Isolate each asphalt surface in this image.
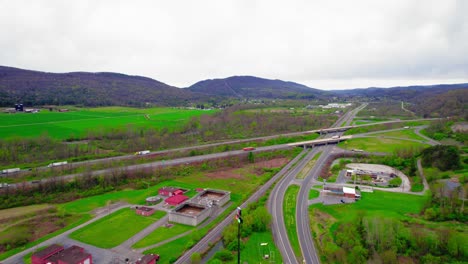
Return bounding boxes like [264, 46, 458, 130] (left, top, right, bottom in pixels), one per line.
[174, 149, 306, 264]
[268, 149, 320, 264]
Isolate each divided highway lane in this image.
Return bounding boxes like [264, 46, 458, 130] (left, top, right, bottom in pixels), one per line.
[296, 146, 334, 264]
[268, 148, 322, 264]
[4, 145, 291, 190]
[174, 149, 307, 264]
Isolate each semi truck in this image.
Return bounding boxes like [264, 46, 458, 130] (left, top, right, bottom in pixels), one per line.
[47, 161, 68, 168]
[135, 150, 151, 155]
[1, 168, 20, 174]
[243, 147, 256, 151]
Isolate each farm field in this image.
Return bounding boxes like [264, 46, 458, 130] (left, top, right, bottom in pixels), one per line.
[69, 208, 166, 248]
[339, 137, 429, 153]
[0, 107, 214, 140]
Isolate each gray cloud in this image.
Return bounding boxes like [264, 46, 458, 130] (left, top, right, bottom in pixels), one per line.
[1, 0, 467, 89]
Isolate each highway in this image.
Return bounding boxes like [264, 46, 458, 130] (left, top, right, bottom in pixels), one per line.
[174, 150, 306, 264]
[268, 149, 321, 264]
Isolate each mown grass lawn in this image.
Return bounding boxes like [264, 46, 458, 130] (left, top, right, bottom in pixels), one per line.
[284, 185, 301, 260]
[370, 129, 427, 141]
[310, 191, 428, 222]
[339, 137, 429, 153]
[132, 223, 194, 249]
[70, 208, 165, 248]
[308, 189, 320, 199]
[240, 232, 282, 264]
[0, 107, 214, 140]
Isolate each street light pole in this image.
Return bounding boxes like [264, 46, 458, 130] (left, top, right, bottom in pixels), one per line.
[236, 207, 243, 264]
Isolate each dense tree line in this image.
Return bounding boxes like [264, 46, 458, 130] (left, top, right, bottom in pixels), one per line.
[0, 105, 336, 167]
[320, 215, 467, 264]
[421, 145, 461, 171]
[0, 153, 254, 209]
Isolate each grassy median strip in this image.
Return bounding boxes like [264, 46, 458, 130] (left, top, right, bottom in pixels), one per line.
[284, 185, 302, 260]
[296, 152, 322, 179]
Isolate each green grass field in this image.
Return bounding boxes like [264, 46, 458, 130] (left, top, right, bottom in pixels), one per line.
[310, 191, 428, 222]
[370, 129, 427, 141]
[132, 223, 194, 249]
[69, 208, 166, 248]
[0, 107, 213, 140]
[308, 189, 320, 199]
[339, 137, 429, 153]
[284, 185, 301, 260]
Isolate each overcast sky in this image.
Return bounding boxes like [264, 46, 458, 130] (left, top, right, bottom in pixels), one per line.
[1, 0, 467, 90]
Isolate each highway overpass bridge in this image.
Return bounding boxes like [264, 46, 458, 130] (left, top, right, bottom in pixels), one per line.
[287, 135, 352, 148]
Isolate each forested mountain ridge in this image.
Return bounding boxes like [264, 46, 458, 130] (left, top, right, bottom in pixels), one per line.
[187, 75, 329, 99]
[1, 65, 467, 116]
[0, 66, 198, 107]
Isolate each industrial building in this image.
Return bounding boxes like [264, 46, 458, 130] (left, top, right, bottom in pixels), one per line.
[135, 254, 160, 264]
[323, 185, 361, 199]
[158, 187, 184, 197]
[169, 203, 211, 226]
[165, 195, 189, 206]
[190, 189, 230, 207]
[32, 244, 92, 264]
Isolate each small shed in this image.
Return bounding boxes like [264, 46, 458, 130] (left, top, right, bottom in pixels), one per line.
[136, 206, 156, 216]
[165, 195, 189, 206]
[343, 187, 356, 198]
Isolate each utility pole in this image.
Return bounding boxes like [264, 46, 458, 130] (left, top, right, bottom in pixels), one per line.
[236, 207, 243, 264]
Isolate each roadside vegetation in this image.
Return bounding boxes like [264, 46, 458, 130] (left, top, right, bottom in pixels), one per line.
[0, 147, 298, 261]
[310, 143, 467, 263]
[356, 101, 415, 119]
[422, 119, 467, 145]
[339, 137, 428, 153]
[283, 185, 302, 261]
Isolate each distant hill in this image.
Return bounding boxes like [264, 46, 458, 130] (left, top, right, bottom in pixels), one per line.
[332, 83, 468, 100]
[187, 76, 328, 99]
[334, 83, 468, 118]
[0, 66, 197, 107]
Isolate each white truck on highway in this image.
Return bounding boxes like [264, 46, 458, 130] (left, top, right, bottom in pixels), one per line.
[135, 150, 151, 155]
[47, 161, 68, 168]
[1, 168, 20, 174]
[331, 135, 340, 139]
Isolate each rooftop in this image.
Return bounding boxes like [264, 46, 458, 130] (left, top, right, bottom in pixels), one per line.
[33, 244, 63, 259]
[46, 245, 90, 263]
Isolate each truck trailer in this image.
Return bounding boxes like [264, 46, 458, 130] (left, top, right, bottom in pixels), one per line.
[135, 150, 151, 155]
[47, 161, 68, 168]
[1, 168, 20, 174]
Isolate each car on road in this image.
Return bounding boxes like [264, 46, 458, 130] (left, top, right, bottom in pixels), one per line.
[243, 147, 255, 151]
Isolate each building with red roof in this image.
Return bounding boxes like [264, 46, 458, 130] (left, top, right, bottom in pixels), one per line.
[158, 187, 180, 197]
[136, 254, 160, 264]
[165, 195, 189, 206]
[32, 244, 92, 264]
